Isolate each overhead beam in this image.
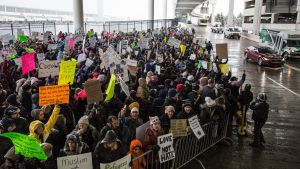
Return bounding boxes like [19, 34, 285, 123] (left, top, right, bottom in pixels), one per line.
[177, 1, 201, 5]
[176, 7, 195, 10]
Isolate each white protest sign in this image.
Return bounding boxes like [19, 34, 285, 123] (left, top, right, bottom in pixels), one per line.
[136, 121, 150, 144]
[77, 53, 87, 63]
[202, 61, 208, 69]
[134, 50, 139, 56]
[125, 59, 137, 67]
[37, 53, 45, 62]
[48, 44, 58, 50]
[57, 152, 93, 169]
[119, 40, 128, 53]
[119, 76, 130, 97]
[189, 54, 196, 60]
[85, 58, 94, 67]
[126, 46, 133, 53]
[100, 154, 131, 169]
[167, 38, 181, 48]
[14, 58, 22, 68]
[141, 38, 149, 49]
[105, 47, 121, 65]
[89, 37, 97, 48]
[188, 115, 205, 140]
[158, 133, 175, 163]
[155, 65, 161, 75]
[38, 60, 59, 78]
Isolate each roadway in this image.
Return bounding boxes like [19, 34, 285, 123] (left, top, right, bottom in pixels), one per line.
[182, 25, 300, 169]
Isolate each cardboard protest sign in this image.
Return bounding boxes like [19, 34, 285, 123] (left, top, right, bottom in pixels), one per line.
[167, 38, 181, 48]
[216, 43, 228, 59]
[57, 152, 93, 169]
[39, 84, 69, 106]
[170, 119, 187, 138]
[126, 59, 137, 67]
[100, 154, 131, 169]
[38, 60, 59, 78]
[188, 115, 205, 140]
[158, 133, 175, 163]
[84, 80, 103, 103]
[0, 132, 48, 160]
[85, 58, 94, 67]
[48, 44, 58, 50]
[136, 121, 150, 144]
[58, 60, 76, 85]
[77, 53, 87, 63]
[119, 76, 130, 97]
[219, 64, 230, 74]
[21, 53, 36, 75]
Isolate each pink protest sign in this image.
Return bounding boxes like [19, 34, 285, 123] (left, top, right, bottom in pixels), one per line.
[70, 37, 74, 49]
[21, 53, 36, 75]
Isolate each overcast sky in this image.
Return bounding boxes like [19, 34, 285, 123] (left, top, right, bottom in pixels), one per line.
[0, 0, 244, 19]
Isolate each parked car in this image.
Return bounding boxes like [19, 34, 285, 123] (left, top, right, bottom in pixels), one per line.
[211, 23, 223, 33]
[244, 46, 285, 66]
[224, 27, 241, 39]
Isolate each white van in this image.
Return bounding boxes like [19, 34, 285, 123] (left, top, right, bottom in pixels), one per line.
[259, 28, 300, 59]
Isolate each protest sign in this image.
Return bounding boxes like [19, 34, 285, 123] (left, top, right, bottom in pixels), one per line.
[74, 34, 84, 44]
[17, 35, 28, 43]
[21, 53, 35, 75]
[190, 54, 196, 60]
[219, 64, 230, 74]
[77, 53, 87, 63]
[118, 40, 129, 54]
[0, 132, 48, 160]
[170, 119, 187, 138]
[48, 44, 58, 50]
[84, 80, 103, 104]
[57, 152, 93, 169]
[105, 74, 116, 101]
[167, 38, 181, 48]
[127, 65, 138, 76]
[125, 59, 137, 67]
[70, 37, 75, 49]
[105, 47, 121, 66]
[216, 43, 228, 59]
[202, 60, 208, 69]
[38, 60, 59, 78]
[39, 84, 70, 106]
[85, 58, 94, 67]
[119, 76, 130, 97]
[100, 154, 131, 169]
[158, 133, 175, 163]
[180, 44, 186, 56]
[136, 121, 150, 144]
[58, 60, 76, 85]
[89, 37, 97, 48]
[188, 115, 205, 140]
[141, 38, 149, 49]
[14, 58, 22, 68]
[37, 53, 45, 62]
[155, 65, 161, 75]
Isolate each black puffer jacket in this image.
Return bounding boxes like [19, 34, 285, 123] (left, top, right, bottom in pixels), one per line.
[250, 101, 269, 122]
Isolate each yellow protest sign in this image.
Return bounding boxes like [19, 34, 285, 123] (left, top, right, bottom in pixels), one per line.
[219, 64, 230, 74]
[105, 74, 116, 101]
[58, 60, 76, 85]
[39, 85, 70, 106]
[180, 44, 186, 56]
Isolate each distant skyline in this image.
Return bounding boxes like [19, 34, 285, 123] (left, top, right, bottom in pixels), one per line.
[0, 0, 244, 19]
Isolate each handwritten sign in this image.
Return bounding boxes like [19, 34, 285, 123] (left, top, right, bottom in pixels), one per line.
[58, 60, 76, 85]
[84, 80, 103, 103]
[188, 115, 205, 140]
[21, 53, 35, 75]
[39, 85, 69, 106]
[170, 119, 187, 138]
[38, 60, 59, 78]
[158, 133, 175, 163]
[89, 37, 97, 48]
[57, 152, 93, 169]
[0, 132, 47, 160]
[37, 53, 45, 62]
[85, 58, 94, 67]
[119, 76, 130, 97]
[141, 38, 149, 49]
[216, 43, 228, 59]
[48, 44, 58, 50]
[167, 38, 181, 48]
[155, 65, 161, 75]
[100, 154, 131, 169]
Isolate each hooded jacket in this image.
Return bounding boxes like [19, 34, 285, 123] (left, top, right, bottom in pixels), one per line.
[59, 133, 90, 157]
[29, 105, 60, 143]
[128, 139, 146, 169]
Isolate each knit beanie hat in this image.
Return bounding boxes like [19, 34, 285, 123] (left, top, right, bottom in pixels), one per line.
[78, 115, 89, 125]
[168, 88, 177, 98]
[149, 116, 160, 125]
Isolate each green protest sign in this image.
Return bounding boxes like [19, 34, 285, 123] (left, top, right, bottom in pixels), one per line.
[0, 132, 48, 160]
[197, 60, 202, 69]
[17, 35, 28, 43]
[87, 31, 94, 38]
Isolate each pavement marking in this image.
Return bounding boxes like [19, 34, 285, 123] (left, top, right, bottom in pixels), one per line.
[266, 76, 300, 98]
[194, 159, 206, 169]
[284, 64, 300, 72]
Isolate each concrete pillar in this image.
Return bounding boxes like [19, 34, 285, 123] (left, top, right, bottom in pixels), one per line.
[148, 0, 154, 30]
[253, 0, 263, 35]
[211, 3, 216, 24]
[227, 0, 234, 26]
[296, 0, 300, 30]
[168, 0, 176, 19]
[73, 0, 84, 33]
[97, 0, 103, 22]
[162, 0, 168, 28]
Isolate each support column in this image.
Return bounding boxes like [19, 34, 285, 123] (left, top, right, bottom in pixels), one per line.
[163, 0, 168, 28]
[227, 0, 234, 26]
[253, 0, 263, 35]
[97, 0, 103, 22]
[148, 0, 154, 30]
[210, 0, 217, 24]
[73, 0, 84, 33]
[296, 0, 300, 30]
[167, 0, 176, 19]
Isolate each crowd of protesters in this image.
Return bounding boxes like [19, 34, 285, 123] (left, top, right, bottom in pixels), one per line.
[0, 24, 269, 169]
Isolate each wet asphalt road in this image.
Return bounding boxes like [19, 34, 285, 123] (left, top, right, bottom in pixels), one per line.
[181, 26, 300, 169]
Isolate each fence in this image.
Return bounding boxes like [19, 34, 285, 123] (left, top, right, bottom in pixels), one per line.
[131, 115, 229, 169]
[0, 19, 176, 36]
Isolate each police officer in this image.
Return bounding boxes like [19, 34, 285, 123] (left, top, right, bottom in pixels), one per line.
[249, 93, 269, 147]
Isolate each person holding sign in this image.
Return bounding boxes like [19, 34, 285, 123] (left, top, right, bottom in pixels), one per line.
[29, 105, 60, 143]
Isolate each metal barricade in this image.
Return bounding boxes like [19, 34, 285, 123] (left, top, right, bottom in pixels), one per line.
[131, 115, 229, 169]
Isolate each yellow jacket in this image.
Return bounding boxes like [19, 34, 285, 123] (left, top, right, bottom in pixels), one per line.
[29, 105, 60, 143]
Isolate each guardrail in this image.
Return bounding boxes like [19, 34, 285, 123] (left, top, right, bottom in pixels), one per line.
[131, 115, 229, 169]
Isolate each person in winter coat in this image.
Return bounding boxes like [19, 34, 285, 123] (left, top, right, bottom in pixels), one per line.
[200, 79, 217, 104]
[0, 147, 18, 169]
[163, 88, 181, 114]
[151, 90, 165, 117]
[20, 83, 33, 116]
[199, 77, 208, 93]
[100, 115, 130, 150]
[93, 130, 126, 168]
[249, 93, 269, 147]
[227, 71, 246, 100]
[59, 133, 90, 156]
[0, 106, 29, 134]
[205, 41, 213, 55]
[136, 78, 149, 101]
[124, 106, 143, 141]
[176, 101, 195, 119]
[29, 105, 60, 143]
[74, 115, 99, 150]
[238, 84, 253, 114]
[160, 105, 176, 134]
[224, 88, 238, 138]
[144, 116, 164, 151]
[1, 94, 28, 121]
[200, 97, 217, 124]
[128, 139, 146, 169]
